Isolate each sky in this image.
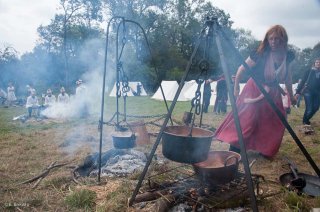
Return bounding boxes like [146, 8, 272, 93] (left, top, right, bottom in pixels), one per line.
[0, 0, 319, 55]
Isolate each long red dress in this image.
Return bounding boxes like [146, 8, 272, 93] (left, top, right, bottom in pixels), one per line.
[214, 51, 291, 157]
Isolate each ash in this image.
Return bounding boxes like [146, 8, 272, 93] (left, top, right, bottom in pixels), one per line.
[169, 203, 193, 212]
[89, 149, 147, 177]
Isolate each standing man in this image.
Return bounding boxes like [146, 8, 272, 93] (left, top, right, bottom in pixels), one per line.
[214, 76, 228, 114]
[76, 79, 86, 95]
[203, 79, 212, 113]
[136, 83, 142, 96]
[295, 58, 320, 126]
[75, 79, 89, 117]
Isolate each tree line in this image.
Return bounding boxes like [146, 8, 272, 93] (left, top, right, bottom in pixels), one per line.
[1, 0, 319, 96]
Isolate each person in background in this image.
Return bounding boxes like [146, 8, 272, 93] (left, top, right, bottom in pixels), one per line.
[215, 25, 296, 158]
[294, 79, 302, 108]
[26, 84, 36, 96]
[26, 90, 40, 117]
[57, 87, 70, 103]
[75, 79, 86, 95]
[295, 58, 320, 126]
[7, 82, 17, 106]
[44, 89, 56, 108]
[75, 79, 89, 117]
[214, 75, 228, 114]
[203, 79, 213, 113]
[136, 83, 142, 96]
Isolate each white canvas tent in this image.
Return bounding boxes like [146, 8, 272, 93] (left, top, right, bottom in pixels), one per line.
[151, 81, 179, 101]
[109, 81, 147, 97]
[152, 80, 209, 102]
[151, 80, 247, 105]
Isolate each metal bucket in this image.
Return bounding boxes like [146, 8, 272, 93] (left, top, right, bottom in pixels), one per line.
[112, 131, 136, 149]
[162, 125, 214, 163]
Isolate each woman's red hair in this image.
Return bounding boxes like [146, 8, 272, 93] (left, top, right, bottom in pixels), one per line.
[257, 25, 288, 54]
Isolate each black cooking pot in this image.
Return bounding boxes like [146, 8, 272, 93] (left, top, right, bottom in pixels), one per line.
[112, 131, 136, 149]
[280, 172, 320, 197]
[162, 125, 214, 163]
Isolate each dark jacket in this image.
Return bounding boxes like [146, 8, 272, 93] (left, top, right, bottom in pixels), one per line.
[249, 50, 295, 84]
[296, 68, 320, 95]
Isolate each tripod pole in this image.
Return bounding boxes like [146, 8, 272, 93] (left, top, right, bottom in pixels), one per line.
[129, 25, 208, 206]
[98, 16, 125, 182]
[212, 19, 258, 212]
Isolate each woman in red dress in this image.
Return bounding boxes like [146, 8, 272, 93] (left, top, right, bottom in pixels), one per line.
[215, 25, 296, 158]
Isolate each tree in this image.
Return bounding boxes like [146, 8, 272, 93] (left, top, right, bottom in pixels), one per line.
[0, 46, 19, 89]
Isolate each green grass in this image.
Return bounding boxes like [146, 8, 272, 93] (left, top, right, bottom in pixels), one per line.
[65, 189, 96, 210]
[1, 97, 320, 211]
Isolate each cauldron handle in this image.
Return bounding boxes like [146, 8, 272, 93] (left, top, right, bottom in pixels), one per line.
[224, 155, 239, 167]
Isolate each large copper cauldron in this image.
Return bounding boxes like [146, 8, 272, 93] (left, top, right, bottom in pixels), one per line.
[162, 126, 214, 163]
[193, 151, 241, 185]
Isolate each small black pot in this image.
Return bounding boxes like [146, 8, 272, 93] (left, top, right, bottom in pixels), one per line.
[112, 132, 136, 149]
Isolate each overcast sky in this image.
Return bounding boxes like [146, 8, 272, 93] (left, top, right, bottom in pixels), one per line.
[0, 0, 319, 54]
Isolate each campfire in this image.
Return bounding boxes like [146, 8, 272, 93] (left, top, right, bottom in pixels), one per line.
[132, 164, 264, 211]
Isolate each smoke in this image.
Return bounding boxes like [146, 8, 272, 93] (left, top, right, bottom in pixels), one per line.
[41, 38, 115, 119]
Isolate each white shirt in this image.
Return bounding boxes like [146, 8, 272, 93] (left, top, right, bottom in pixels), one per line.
[7, 86, 16, 101]
[76, 84, 86, 95]
[58, 93, 70, 103]
[26, 95, 39, 108]
[44, 95, 56, 106]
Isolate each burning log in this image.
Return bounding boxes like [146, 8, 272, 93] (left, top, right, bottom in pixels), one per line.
[154, 193, 178, 212]
[133, 190, 168, 203]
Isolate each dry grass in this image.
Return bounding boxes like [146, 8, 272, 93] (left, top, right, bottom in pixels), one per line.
[0, 98, 320, 211]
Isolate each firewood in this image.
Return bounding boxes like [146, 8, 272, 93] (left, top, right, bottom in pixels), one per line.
[19, 161, 69, 187]
[154, 194, 177, 212]
[134, 190, 168, 203]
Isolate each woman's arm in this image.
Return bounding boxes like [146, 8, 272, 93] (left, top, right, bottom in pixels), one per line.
[234, 56, 256, 97]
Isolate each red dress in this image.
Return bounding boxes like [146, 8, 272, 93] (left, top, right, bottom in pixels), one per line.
[214, 51, 291, 157]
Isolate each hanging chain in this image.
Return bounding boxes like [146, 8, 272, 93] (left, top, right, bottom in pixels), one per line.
[116, 62, 122, 97]
[191, 79, 204, 115]
[117, 21, 129, 98]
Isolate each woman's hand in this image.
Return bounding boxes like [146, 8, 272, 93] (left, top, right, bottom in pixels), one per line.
[234, 85, 240, 98]
[292, 94, 299, 105]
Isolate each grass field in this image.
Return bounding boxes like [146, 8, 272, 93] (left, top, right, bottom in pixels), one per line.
[0, 96, 320, 211]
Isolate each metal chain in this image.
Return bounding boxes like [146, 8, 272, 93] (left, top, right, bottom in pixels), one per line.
[116, 62, 122, 97]
[121, 75, 130, 96]
[119, 113, 166, 119]
[191, 79, 204, 115]
[104, 113, 167, 127]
